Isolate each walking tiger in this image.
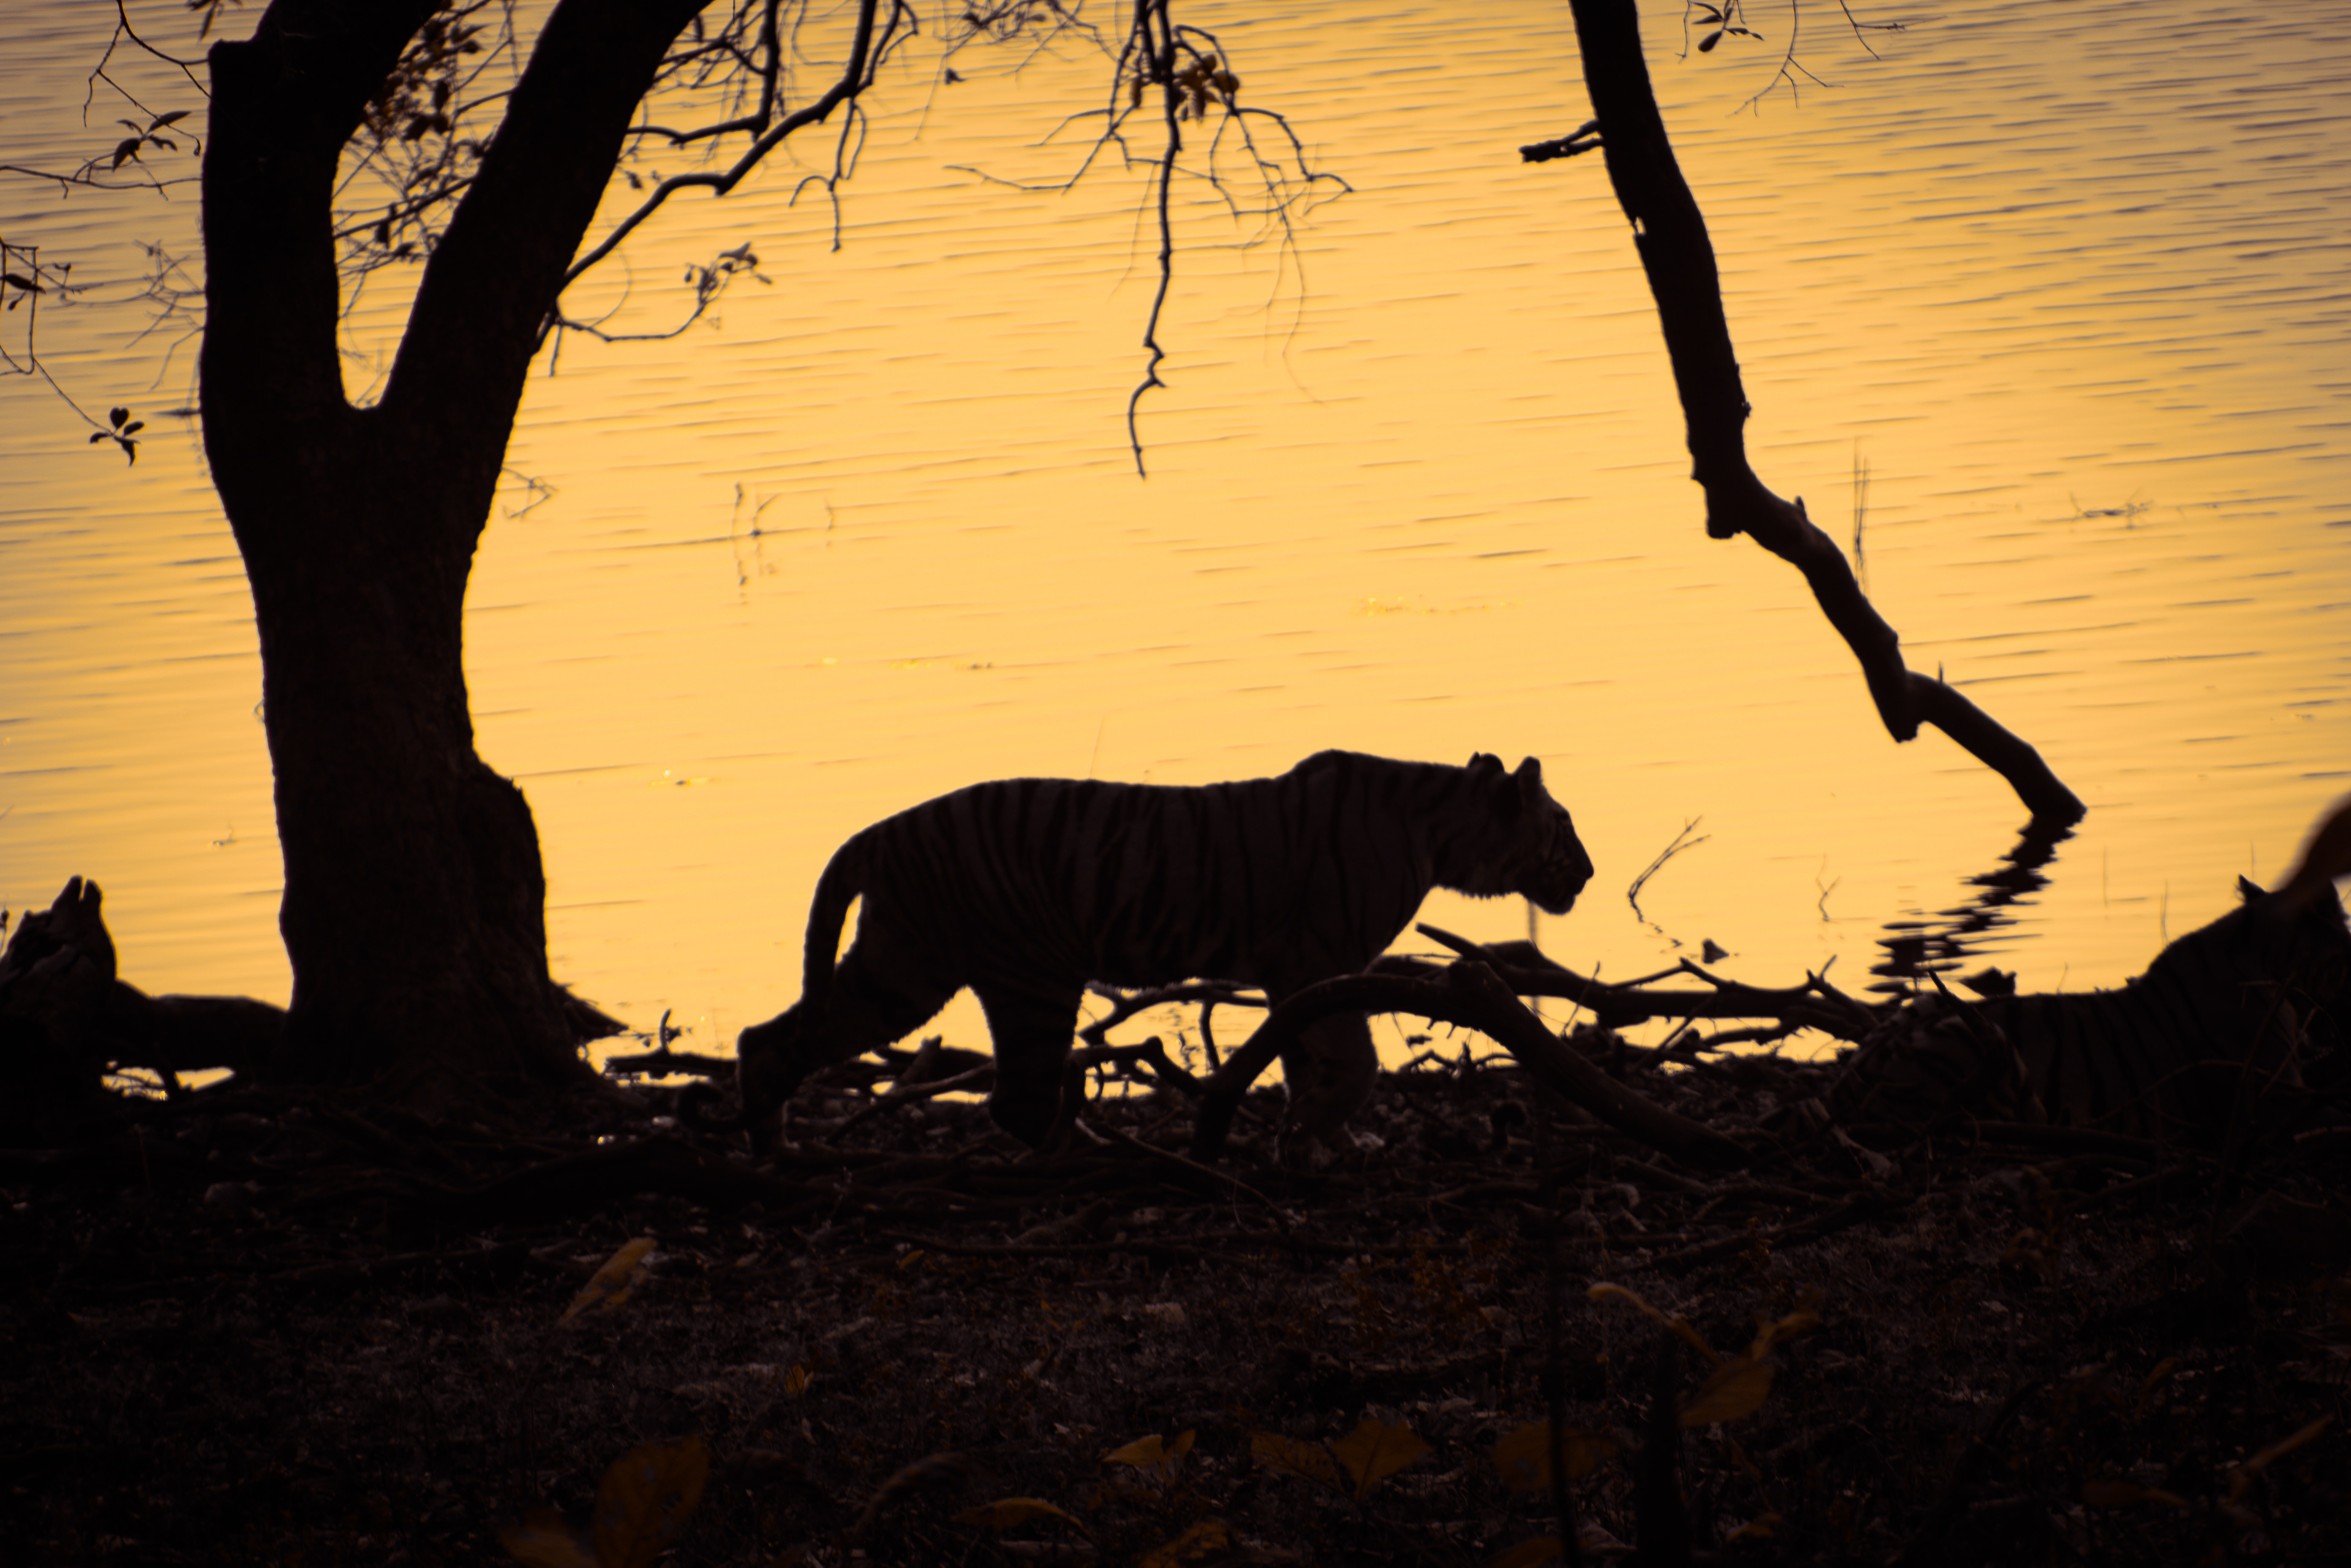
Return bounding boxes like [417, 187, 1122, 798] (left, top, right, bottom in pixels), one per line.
[1831, 795, 2351, 1144]
[737, 750, 1594, 1148]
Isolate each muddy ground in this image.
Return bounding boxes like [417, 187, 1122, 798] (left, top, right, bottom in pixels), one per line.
[4, 1043, 2348, 1567]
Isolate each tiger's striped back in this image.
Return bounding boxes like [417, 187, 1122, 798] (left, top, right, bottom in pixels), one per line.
[1831, 844, 2351, 1145]
[805, 749, 1591, 1004]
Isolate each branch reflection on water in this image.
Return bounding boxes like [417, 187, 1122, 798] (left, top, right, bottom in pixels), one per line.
[1870, 819, 2076, 998]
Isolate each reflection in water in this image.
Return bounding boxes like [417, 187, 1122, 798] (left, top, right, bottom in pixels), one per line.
[1872, 819, 2073, 997]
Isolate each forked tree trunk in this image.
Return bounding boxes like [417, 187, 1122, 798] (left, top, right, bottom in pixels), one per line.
[200, 0, 705, 1091]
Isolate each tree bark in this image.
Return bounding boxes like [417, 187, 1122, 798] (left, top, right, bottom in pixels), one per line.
[199, 0, 707, 1092]
[1564, 0, 2084, 827]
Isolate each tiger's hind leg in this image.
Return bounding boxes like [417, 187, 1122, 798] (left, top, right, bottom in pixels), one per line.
[738, 930, 957, 1143]
[1277, 1010, 1380, 1159]
[973, 981, 1085, 1148]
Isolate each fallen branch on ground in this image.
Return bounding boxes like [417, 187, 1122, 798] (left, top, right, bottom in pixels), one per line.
[1189, 961, 1752, 1170]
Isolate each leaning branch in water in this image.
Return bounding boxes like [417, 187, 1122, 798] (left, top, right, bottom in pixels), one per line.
[1556, 0, 2084, 827]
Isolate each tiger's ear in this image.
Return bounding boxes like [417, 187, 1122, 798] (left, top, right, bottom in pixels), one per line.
[1465, 752, 1505, 778]
[1514, 756, 1545, 787]
[2237, 874, 2269, 904]
[2270, 793, 2351, 918]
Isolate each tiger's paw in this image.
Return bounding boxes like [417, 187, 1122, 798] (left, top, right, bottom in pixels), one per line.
[736, 1012, 825, 1149]
[1274, 1124, 1386, 1169]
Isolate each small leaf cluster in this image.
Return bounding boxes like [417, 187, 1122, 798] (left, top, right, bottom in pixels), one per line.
[90, 405, 144, 465]
[105, 110, 192, 173]
[958, 0, 1077, 46]
[1, 257, 68, 313]
[1128, 50, 1241, 122]
[1689, 0, 1762, 54]
[362, 7, 483, 149]
[351, 3, 493, 266]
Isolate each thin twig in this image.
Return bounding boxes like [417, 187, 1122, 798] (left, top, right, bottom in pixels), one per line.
[1627, 818, 1709, 925]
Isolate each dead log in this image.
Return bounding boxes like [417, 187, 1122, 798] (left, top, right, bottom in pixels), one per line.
[2, 877, 298, 1141]
[98, 987, 288, 1082]
[1389, 923, 1880, 1041]
[1188, 960, 1749, 1170]
[0, 878, 123, 1145]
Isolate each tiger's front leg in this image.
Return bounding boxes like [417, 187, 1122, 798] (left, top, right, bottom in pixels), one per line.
[974, 982, 1085, 1149]
[1276, 1010, 1381, 1160]
[736, 1006, 822, 1148]
[737, 941, 957, 1147]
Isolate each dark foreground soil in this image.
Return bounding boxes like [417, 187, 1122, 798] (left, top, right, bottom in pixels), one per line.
[4, 1045, 2348, 1568]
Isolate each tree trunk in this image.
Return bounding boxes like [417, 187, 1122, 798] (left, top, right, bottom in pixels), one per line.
[232, 432, 588, 1089]
[199, 0, 705, 1093]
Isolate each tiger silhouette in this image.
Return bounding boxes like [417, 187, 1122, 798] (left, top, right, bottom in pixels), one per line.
[1832, 795, 2351, 1143]
[738, 750, 1593, 1147]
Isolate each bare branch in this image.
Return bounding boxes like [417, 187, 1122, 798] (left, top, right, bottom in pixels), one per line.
[1626, 817, 1709, 925]
[1188, 961, 1752, 1169]
[557, 0, 899, 297]
[99, 0, 209, 95]
[1403, 923, 1879, 1040]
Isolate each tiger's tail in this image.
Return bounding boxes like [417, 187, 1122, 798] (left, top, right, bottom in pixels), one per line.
[736, 833, 871, 1139]
[798, 833, 870, 1010]
[2273, 792, 2351, 917]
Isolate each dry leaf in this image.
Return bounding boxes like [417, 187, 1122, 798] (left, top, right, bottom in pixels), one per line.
[1329, 1416, 1432, 1500]
[1104, 1429, 1193, 1473]
[1136, 1518, 1229, 1567]
[2227, 1415, 2332, 1503]
[499, 1507, 597, 1568]
[593, 1437, 709, 1568]
[559, 1237, 655, 1326]
[954, 1497, 1092, 1538]
[2082, 1479, 2189, 1510]
[851, 1452, 973, 1539]
[1250, 1431, 1343, 1490]
[784, 1364, 811, 1396]
[1680, 1356, 1775, 1426]
[2133, 1356, 2180, 1418]
[1724, 1511, 1782, 1542]
[1484, 1538, 1561, 1568]
[1587, 1282, 1718, 1363]
[1747, 1308, 1821, 1359]
[1491, 1422, 1614, 1492]
[1585, 1282, 1662, 1320]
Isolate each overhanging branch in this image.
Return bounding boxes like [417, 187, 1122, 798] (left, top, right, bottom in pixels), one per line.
[557, 0, 896, 299]
[1560, 0, 2084, 827]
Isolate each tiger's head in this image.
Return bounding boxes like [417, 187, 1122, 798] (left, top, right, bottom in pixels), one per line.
[1453, 753, 1594, 916]
[2145, 840, 2351, 1057]
[736, 1005, 820, 1143]
[2206, 872, 2351, 1012]
[2197, 793, 2351, 1022]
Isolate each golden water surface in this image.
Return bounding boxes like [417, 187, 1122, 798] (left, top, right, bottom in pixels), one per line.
[2, 0, 2345, 1063]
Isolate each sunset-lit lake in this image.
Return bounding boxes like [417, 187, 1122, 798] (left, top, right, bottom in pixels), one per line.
[3, 0, 2344, 1066]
